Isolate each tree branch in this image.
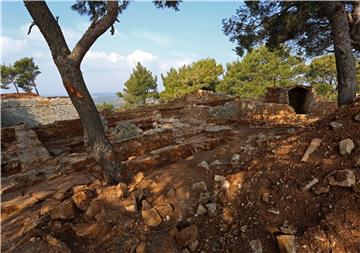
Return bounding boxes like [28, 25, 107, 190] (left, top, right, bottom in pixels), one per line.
[24, 1, 70, 60]
[70, 1, 119, 65]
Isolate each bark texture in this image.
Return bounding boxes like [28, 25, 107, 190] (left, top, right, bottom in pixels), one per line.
[24, 0, 123, 184]
[326, 2, 358, 106]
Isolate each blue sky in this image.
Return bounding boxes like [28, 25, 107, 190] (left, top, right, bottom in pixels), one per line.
[1, 1, 241, 96]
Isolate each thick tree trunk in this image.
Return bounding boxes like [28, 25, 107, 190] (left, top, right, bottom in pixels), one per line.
[326, 2, 358, 106]
[13, 84, 19, 93]
[57, 61, 123, 184]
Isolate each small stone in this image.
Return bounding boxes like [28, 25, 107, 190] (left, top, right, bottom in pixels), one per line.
[214, 175, 230, 190]
[267, 209, 280, 215]
[53, 191, 67, 201]
[249, 239, 263, 253]
[214, 175, 227, 182]
[85, 200, 101, 218]
[72, 190, 92, 211]
[210, 160, 223, 166]
[198, 161, 210, 170]
[135, 242, 147, 253]
[192, 181, 207, 192]
[45, 235, 71, 253]
[155, 204, 172, 219]
[141, 199, 151, 211]
[51, 200, 76, 220]
[329, 121, 343, 129]
[339, 139, 355, 155]
[197, 204, 207, 215]
[175, 225, 198, 247]
[354, 112, 360, 122]
[134, 172, 144, 184]
[276, 235, 296, 253]
[279, 221, 296, 235]
[189, 240, 199, 252]
[261, 192, 270, 203]
[198, 192, 212, 204]
[166, 187, 175, 197]
[73, 185, 88, 194]
[240, 225, 247, 232]
[312, 184, 330, 195]
[40, 199, 60, 216]
[206, 203, 217, 215]
[142, 208, 162, 227]
[97, 183, 126, 202]
[302, 178, 319, 191]
[125, 205, 136, 212]
[301, 138, 322, 162]
[231, 154, 240, 162]
[328, 170, 356, 187]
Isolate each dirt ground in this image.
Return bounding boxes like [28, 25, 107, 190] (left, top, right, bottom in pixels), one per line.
[1, 93, 360, 253]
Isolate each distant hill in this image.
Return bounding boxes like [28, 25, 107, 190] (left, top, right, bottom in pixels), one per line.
[91, 92, 124, 108]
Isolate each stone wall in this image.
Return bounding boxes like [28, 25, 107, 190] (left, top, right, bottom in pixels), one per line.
[1, 96, 79, 127]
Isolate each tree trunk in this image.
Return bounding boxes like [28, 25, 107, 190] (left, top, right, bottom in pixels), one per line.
[13, 84, 19, 93]
[57, 61, 124, 184]
[326, 2, 358, 106]
[34, 86, 39, 95]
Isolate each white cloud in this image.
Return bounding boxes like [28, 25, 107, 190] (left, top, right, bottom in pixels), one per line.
[137, 31, 172, 46]
[0, 36, 28, 55]
[126, 49, 158, 66]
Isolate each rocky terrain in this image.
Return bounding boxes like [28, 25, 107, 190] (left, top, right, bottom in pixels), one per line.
[1, 91, 359, 253]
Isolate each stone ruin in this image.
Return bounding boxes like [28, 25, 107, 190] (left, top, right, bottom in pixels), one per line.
[264, 86, 337, 115]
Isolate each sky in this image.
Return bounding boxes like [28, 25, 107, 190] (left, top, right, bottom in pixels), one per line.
[1, 1, 241, 96]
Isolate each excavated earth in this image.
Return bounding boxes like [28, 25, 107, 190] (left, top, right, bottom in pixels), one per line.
[1, 91, 360, 253]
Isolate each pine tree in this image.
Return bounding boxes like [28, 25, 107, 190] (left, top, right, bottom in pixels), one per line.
[1, 64, 19, 93]
[118, 62, 158, 108]
[13, 57, 41, 94]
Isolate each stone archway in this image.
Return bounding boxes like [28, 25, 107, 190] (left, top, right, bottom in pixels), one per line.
[288, 87, 313, 114]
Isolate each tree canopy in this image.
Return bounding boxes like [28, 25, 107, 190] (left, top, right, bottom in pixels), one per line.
[222, 1, 359, 105]
[217, 46, 306, 99]
[1, 57, 41, 94]
[160, 58, 224, 101]
[117, 62, 158, 108]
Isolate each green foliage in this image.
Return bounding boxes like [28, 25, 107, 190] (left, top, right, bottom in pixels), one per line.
[14, 57, 41, 94]
[306, 55, 337, 100]
[96, 102, 114, 111]
[217, 46, 306, 99]
[118, 62, 158, 107]
[160, 58, 224, 101]
[1, 57, 41, 94]
[1, 64, 17, 90]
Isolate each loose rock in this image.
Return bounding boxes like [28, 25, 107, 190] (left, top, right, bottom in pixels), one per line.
[198, 161, 210, 170]
[192, 181, 207, 192]
[329, 121, 343, 129]
[175, 225, 198, 247]
[72, 190, 93, 210]
[51, 200, 76, 220]
[249, 239, 263, 253]
[142, 208, 162, 227]
[189, 240, 199, 252]
[328, 170, 356, 187]
[135, 242, 147, 253]
[339, 139, 355, 155]
[196, 204, 207, 215]
[206, 203, 217, 215]
[276, 235, 296, 253]
[301, 138, 322, 162]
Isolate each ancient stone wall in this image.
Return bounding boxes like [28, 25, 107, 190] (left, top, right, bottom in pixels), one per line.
[1, 96, 79, 127]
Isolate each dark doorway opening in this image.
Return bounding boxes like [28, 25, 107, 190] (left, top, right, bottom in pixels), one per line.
[288, 87, 310, 114]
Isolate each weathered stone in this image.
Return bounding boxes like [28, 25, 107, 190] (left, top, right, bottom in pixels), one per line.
[329, 121, 343, 129]
[302, 178, 319, 191]
[206, 203, 217, 215]
[134, 172, 144, 184]
[249, 239, 263, 253]
[280, 221, 296, 235]
[53, 191, 67, 201]
[204, 125, 231, 132]
[197, 204, 207, 215]
[45, 235, 71, 253]
[136, 242, 147, 253]
[192, 181, 207, 192]
[30, 190, 56, 201]
[51, 200, 76, 220]
[189, 240, 199, 252]
[276, 235, 296, 253]
[155, 204, 173, 219]
[175, 225, 198, 247]
[40, 199, 61, 216]
[214, 175, 230, 190]
[328, 170, 356, 187]
[110, 121, 143, 142]
[261, 192, 270, 203]
[231, 154, 240, 163]
[142, 208, 162, 227]
[166, 187, 175, 197]
[312, 184, 330, 195]
[85, 200, 101, 219]
[141, 199, 152, 210]
[339, 139, 355, 155]
[72, 222, 110, 238]
[97, 183, 126, 202]
[210, 160, 223, 166]
[72, 190, 92, 210]
[301, 138, 322, 162]
[73, 184, 88, 193]
[197, 161, 209, 170]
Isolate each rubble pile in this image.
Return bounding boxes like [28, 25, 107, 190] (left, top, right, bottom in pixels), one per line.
[1, 91, 358, 253]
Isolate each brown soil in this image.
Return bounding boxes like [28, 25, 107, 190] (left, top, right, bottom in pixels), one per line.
[1, 92, 359, 253]
[1, 93, 40, 99]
